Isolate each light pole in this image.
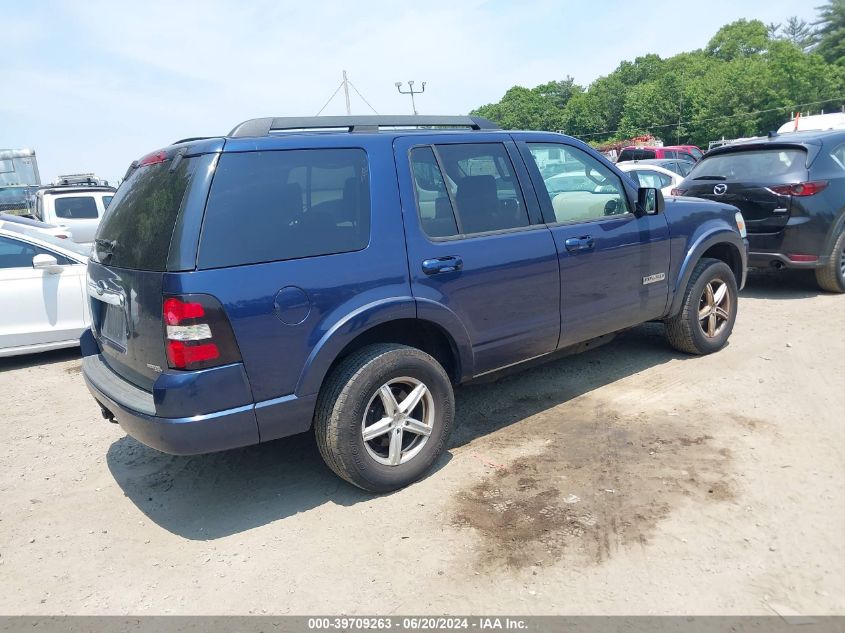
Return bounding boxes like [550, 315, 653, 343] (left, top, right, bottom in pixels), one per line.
[395, 80, 426, 115]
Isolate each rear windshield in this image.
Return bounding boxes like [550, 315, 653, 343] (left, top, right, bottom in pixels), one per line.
[618, 148, 656, 162]
[55, 196, 98, 219]
[197, 148, 370, 269]
[690, 148, 807, 181]
[94, 154, 209, 270]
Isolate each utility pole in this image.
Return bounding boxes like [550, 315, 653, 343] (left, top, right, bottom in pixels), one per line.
[395, 80, 426, 115]
[342, 70, 351, 115]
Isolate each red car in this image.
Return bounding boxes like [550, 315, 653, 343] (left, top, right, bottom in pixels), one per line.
[618, 145, 703, 163]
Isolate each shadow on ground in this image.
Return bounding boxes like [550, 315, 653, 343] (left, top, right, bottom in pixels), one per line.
[0, 347, 80, 372]
[107, 321, 687, 540]
[741, 269, 826, 300]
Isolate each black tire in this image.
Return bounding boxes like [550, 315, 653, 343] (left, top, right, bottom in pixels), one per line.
[815, 230, 845, 293]
[314, 343, 454, 493]
[665, 258, 738, 355]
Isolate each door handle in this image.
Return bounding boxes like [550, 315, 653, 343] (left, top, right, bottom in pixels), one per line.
[564, 236, 595, 252]
[422, 256, 463, 275]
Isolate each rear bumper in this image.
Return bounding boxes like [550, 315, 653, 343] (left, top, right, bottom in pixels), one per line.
[748, 251, 826, 269]
[82, 353, 260, 455]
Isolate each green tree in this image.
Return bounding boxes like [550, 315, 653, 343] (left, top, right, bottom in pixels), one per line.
[706, 19, 770, 60]
[815, 0, 845, 64]
[779, 16, 818, 50]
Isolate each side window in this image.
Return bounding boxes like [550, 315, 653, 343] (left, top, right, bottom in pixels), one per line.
[528, 143, 631, 224]
[198, 148, 371, 269]
[410, 147, 459, 238]
[635, 170, 671, 189]
[54, 196, 99, 219]
[0, 235, 70, 268]
[664, 150, 678, 159]
[102, 195, 113, 209]
[831, 143, 845, 171]
[432, 143, 529, 235]
[675, 161, 692, 177]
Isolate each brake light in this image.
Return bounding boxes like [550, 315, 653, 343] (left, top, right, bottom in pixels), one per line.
[162, 295, 240, 370]
[163, 297, 205, 324]
[138, 150, 168, 167]
[769, 181, 828, 197]
[670, 188, 686, 196]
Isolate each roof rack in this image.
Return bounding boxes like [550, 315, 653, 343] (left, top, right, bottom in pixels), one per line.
[228, 115, 499, 138]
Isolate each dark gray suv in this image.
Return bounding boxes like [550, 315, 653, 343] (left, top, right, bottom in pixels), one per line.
[676, 129, 845, 292]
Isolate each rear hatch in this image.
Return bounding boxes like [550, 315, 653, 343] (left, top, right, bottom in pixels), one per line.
[87, 142, 220, 391]
[681, 146, 808, 233]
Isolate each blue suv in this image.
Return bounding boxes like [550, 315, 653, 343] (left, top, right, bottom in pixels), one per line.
[81, 115, 747, 492]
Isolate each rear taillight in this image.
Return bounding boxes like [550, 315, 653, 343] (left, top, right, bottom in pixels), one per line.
[670, 188, 686, 196]
[163, 295, 241, 370]
[769, 181, 828, 197]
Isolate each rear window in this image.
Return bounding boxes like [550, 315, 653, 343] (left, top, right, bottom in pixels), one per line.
[197, 149, 370, 269]
[94, 154, 210, 270]
[54, 196, 98, 219]
[618, 148, 656, 162]
[691, 148, 807, 181]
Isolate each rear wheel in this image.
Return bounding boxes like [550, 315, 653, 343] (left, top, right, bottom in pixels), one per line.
[314, 343, 454, 493]
[815, 230, 845, 293]
[665, 258, 738, 355]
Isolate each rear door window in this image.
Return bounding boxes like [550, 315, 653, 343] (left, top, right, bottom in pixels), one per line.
[410, 147, 459, 238]
[691, 148, 808, 181]
[424, 143, 529, 235]
[197, 148, 371, 269]
[54, 196, 98, 219]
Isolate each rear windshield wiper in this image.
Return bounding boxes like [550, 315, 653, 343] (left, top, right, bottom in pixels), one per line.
[95, 238, 118, 263]
[693, 175, 727, 181]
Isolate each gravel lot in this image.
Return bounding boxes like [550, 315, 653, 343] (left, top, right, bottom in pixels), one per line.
[1, 271, 843, 615]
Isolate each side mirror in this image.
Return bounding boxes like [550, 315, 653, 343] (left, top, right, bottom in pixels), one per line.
[32, 253, 62, 274]
[636, 187, 665, 216]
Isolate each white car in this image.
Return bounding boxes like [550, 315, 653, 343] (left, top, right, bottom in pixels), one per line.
[0, 224, 91, 357]
[616, 162, 683, 197]
[31, 184, 115, 246]
[0, 213, 74, 240]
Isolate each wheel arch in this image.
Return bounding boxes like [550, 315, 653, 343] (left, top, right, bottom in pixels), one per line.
[296, 299, 473, 397]
[668, 228, 746, 317]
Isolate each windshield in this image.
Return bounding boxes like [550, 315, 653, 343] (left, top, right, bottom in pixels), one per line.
[94, 154, 211, 270]
[691, 148, 807, 181]
[2, 223, 91, 258]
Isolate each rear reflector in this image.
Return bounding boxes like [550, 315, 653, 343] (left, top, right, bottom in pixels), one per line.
[162, 295, 241, 370]
[787, 254, 819, 263]
[769, 181, 828, 197]
[166, 340, 220, 367]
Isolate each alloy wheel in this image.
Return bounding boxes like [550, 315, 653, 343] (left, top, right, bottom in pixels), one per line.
[361, 377, 435, 466]
[698, 278, 731, 338]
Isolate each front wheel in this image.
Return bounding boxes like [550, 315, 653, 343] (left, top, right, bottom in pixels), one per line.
[815, 230, 845, 293]
[314, 343, 454, 493]
[665, 258, 738, 355]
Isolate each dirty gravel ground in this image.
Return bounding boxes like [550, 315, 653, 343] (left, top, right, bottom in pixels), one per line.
[1, 271, 843, 615]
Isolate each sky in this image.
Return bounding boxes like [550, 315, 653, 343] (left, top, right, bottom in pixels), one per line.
[1, 0, 820, 183]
